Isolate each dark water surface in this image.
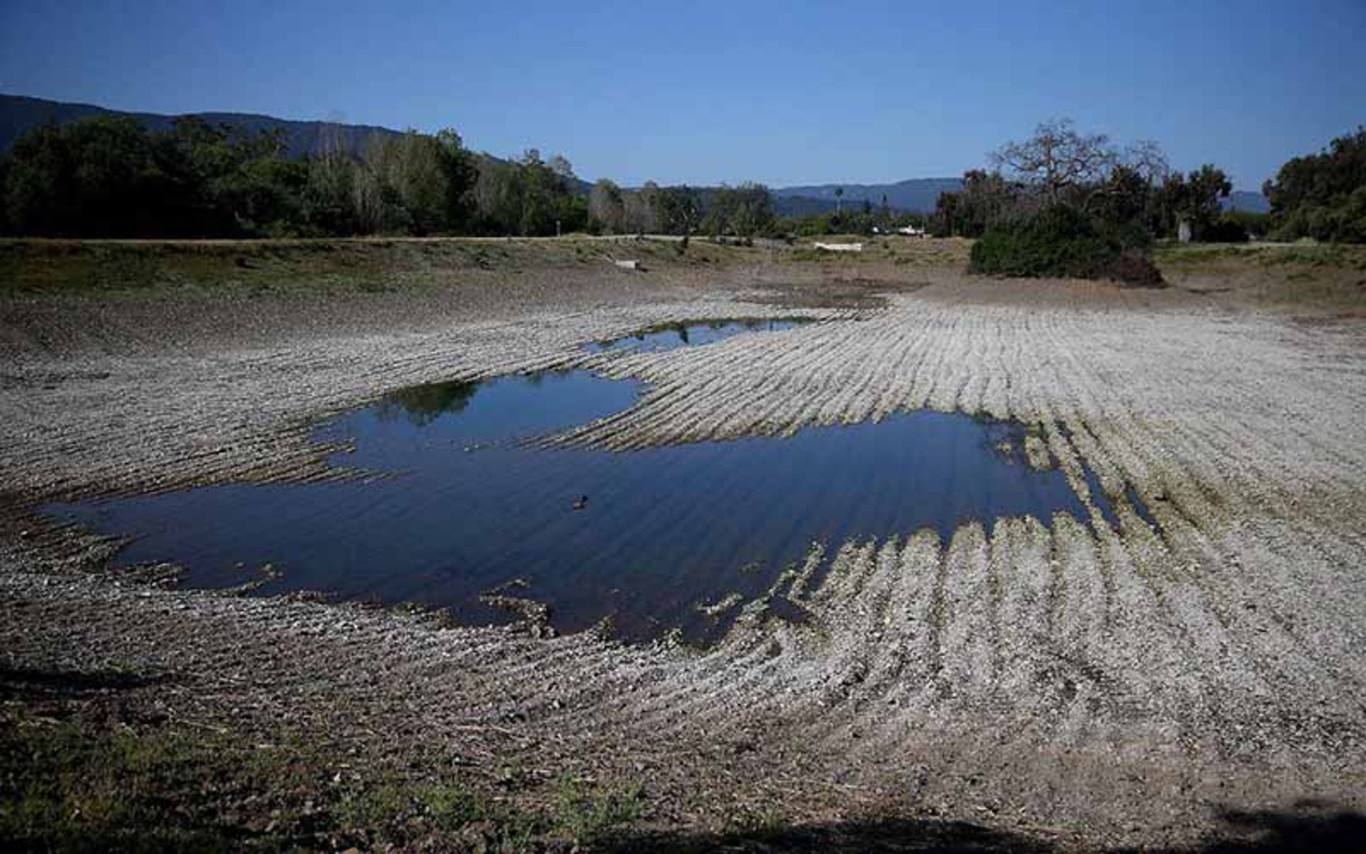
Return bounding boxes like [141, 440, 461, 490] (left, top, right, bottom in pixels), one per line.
[585, 318, 815, 354]
[46, 338, 1108, 641]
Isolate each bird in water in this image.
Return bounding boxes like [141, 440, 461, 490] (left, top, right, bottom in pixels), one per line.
[572, 495, 589, 511]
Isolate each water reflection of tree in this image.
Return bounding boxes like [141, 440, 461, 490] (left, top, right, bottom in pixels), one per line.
[376, 380, 479, 426]
[524, 367, 574, 387]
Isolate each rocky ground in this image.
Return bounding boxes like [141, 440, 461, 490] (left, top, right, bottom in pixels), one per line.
[2, 240, 1364, 850]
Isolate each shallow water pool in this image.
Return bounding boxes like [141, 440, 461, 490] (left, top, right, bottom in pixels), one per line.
[45, 360, 1114, 641]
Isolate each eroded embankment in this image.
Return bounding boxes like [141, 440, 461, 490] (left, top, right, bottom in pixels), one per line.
[3, 279, 1366, 845]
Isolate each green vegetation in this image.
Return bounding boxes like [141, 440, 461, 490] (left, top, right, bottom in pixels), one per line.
[943, 122, 1164, 282]
[939, 119, 1250, 282]
[1263, 127, 1366, 243]
[779, 206, 927, 239]
[0, 703, 649, 851]
[0, 115, 787, 248]
[0, 115, 596, 239]
[377, 378, 479, 426]
[970, 204, 1137, 280]
[552, 774, 646, 844]
[0, 116, 490, 238]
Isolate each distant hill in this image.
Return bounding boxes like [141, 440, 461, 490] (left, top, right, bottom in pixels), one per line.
[772, 178, 964, 214]
[770, 195, 846, 217]
[774, 179, 1271, 216]
[1224, 190, 1270, 214]
[0, 93, 401, 158]
[0, 94, 603, 193]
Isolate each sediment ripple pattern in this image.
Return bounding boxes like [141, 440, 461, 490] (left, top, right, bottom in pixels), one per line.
[3, 282, 1365, 841]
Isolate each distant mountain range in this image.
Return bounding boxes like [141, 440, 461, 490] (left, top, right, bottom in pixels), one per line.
[1224, 190, 1270, 214]
[772, 181, 1271, 215]
[772, 178, 965, 215]
[0, 94, 1270, 215]
[0, 93, 400, 158]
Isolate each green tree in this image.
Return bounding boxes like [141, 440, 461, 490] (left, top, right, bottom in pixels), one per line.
[728, 182, 773, 240]
[1154, 165, 1230, 240]
[656, 185, 702, 249]
[435, 128, 477, 233]
[1264, 127, 1366, 242]
[5, 117, 162, 236]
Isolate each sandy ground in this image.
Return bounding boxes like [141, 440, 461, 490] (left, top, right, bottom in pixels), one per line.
[3, 257, 1365, 848]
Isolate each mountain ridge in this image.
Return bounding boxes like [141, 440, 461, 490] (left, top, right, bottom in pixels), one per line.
[0, 93, 402, 159]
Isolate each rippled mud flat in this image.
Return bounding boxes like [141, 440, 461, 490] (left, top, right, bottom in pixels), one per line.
[5, 274, 1366, 847]
[47, 345, 1135, 641]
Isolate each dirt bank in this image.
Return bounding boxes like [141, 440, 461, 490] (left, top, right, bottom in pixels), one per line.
[3, 240, 1365, 849]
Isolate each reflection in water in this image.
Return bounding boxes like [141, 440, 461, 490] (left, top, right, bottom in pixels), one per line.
[587, 317, 815, 354]
[376, 380, 478, 426]
[47, 364, 1107, 642]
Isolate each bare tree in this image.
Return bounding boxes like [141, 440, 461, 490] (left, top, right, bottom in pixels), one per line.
[727, 182, 773, 240]
[991, 119, 1118, 203]
[1123, 139, 1172, 187]
[624, 181, 660, 236]
[473, 156, 519, 235]
[589, 179, 625, 233]
[366, 130, 448, 234]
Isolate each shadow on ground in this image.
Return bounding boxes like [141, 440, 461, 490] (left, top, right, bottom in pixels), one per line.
[1190, 803, 1366, 853]
[606, 802, 1366, 853]
[0, 664, 170, 698]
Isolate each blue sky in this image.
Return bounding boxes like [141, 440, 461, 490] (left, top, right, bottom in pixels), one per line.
[2, 1, 1363, 190]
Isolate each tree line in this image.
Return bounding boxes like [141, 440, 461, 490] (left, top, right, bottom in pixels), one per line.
[0, 115, 587, 238]
[0, 115, 777, 241]
[1262, 126, 1366, 243]
[3, 113, 1358, 246]
[936, 120, 1366, 248]
[941, 120, 1233, 283]
[930, 120, 1237, 245]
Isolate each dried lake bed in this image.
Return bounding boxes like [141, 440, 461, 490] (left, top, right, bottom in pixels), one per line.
[3, 259, 1365, 847]
[45, 317, 1133, 641]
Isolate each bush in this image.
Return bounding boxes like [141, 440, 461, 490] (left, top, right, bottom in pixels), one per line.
[1201, 218, 1250, 243]
[1221, 210, 1271, 240]
[970, 205, 1163, 287]
[1104, 251, 1165, 287]
[970, 205, 1108, 277]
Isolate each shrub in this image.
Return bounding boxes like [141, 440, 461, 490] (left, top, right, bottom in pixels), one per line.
[970, 205, 1163, 287]
[1221, 210, 1271, 240]
[970, 205, 1110, 277]
[1104, 251, 1165, 287]
[1201, 218, 1250, 243]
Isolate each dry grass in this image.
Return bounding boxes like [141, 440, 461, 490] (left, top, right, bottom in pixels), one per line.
[0, 236, 750, 296]
[1155, 242, 1366, 310]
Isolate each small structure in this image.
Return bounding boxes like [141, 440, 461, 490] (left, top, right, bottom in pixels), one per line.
[1177, 219, 1192, 244]
[813, 242, 863, 253]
